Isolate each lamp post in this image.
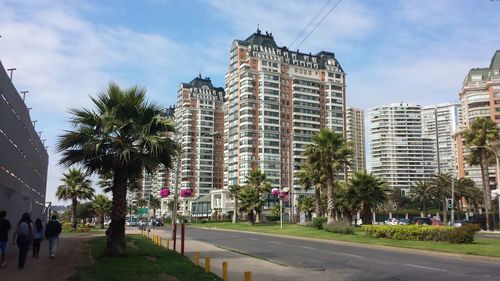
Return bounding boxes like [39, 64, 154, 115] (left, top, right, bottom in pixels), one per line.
[471, 145, 500, 227]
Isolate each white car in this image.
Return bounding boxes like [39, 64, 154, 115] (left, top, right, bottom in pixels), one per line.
[384, 218, 399, 225]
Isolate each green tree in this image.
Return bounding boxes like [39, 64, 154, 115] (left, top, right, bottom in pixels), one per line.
[149, 196, 161, 218]
[297, 163, 324, 217]
[238, 187, 261, 225]
[56, 168, 95, 230]
[92, 195, 112, 228]
[347, 172, 387, 225]
[244, 169, 272, 223]
[76, 202, 96, 223]
[409, 180, 433, 217]
[463, 117, 499, 230]
[454, 177, 475, 216]
[57, 83, 178, 256]
[431, 173, 453, 223]
[304, 129, 352, 224]
[297, 196, 315, 221]
[228, 184, 241, 223]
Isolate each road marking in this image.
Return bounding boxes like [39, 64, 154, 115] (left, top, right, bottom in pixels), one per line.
[404, 264, 447, 272]
[248, 238, 258, 241]
[336, 252, 363, 258]
[268, 240, 282, 245]
[230, 235, 240, 238]
[298, 246, 316, 250]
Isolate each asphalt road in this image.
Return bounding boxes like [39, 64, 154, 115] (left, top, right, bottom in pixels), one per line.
[170, 226, 500, 281]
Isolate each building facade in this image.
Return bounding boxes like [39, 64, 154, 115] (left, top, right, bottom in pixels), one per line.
[223, 29, 346, 212]
[421, 104, 462, 176]
[174, 76, 225, 216]
[456, 50, 500, 188]
[346, 107, 366, 178]
[370, 103, 435, 194]
[0, 61, 49, 223]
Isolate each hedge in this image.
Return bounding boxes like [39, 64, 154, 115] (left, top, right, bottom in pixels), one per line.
[312, 217, 327, 229]
[322, 221, 354, 234]
[362, 224, 480, 244]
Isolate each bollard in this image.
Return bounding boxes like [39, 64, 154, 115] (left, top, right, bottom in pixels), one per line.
[244, 271, 252, 281]
[181, 223, 185, 256]
[166, 239, 169, 250]
[159, 238, 162, 247]
[222, 261, 228, 281]
[194, 252, 200, 266]
[204, 256, 211, 273]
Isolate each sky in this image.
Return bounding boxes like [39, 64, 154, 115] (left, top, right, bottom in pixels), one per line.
[1, 0, 499, 205]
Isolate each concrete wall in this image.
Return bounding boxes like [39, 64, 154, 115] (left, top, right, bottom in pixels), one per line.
[0, 60, 49, 224]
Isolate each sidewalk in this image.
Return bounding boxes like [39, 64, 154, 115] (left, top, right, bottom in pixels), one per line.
[0, 235, 92, 281]
[128, 227, 339, 281]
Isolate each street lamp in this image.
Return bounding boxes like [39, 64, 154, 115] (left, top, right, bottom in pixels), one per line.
[470, 145, 500, 227]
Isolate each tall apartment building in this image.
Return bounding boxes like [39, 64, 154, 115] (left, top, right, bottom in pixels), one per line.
[456, 50, 500, 188]
[0, 61, 49, 223]
[421, 104, 462, 176]
[223, 29, 346, 208]
[346, 107, 366, 178]
[174, 76, 224, 215]
[370, 103, 435, 194]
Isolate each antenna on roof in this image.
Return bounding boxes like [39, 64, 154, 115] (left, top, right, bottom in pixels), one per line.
[256, 24, 261, 34]
[198, 71, 201, 79]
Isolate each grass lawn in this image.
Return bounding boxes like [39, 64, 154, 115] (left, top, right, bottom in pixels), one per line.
[191, 222, 500, 258]
[62, 227, 107, 236]
[73, 235, 222, 281]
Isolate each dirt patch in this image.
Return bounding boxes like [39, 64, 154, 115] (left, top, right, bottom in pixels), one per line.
[159, 273, 180, 281]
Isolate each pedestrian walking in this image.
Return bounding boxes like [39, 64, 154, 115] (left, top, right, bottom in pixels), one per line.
[0, 210, 11, 267]
[44, 215, 62, 259]
[12, 212, 33, 270]
[32, 219, 44, 258]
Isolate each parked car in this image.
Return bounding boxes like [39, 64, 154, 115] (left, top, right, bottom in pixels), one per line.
[411, 217, 432, 225]
[398, 218, 410, 225]
[430, 218, 443, 226]
[453, 220, 470, 227]
[126, 219, 138, 226]
[384, 218, 399, 225]
[152, 218, 164, 227]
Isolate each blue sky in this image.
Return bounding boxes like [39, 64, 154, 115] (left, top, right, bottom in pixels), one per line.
[1, 0, 499, 204]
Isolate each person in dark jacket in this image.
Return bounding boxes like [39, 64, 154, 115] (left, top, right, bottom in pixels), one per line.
[32, 219, 44, 258]
[0, 210, 11, 267]
[12, 212, 33, 269]
[44, 215, 62, 259]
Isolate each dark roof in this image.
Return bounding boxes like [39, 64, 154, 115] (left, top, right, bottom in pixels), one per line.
[161, 105, 175, 118]
[466, 50, 500, 82]
[490, 50, 500, 70]
[240, 28, 278, 48]
[181, 75, 224, 92]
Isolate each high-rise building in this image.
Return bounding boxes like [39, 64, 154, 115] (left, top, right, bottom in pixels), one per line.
[370, 103, 435, 194]
[223, 29, 346, 213]
[346, 107, 366, 178]
[421, 104, 462, 176]
[456, 50, 500, 188]
[173, 76, 224, 215]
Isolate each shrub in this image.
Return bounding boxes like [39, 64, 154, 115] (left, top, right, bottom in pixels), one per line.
[76, 225, 90, 232]
[362, 225, 478, 244]
[265, 215, 280, 222]
[322, 221, 354, 234]
[312, 217, 327, 229]
[62, 222, 73, 232]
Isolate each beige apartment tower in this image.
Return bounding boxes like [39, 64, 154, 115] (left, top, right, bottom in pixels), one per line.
[346, 107, 366, 178]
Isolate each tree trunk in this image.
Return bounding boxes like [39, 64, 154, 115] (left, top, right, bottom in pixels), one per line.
[442, 198, 448, 224]
[326, 169, 335, 224]
[232, 196, 238, 223]
[103, 168, 128, 256]
[361, 202, 372, 225]
[71, 198, 78, 230]
[480, 149, 492, 230]
[344, 208, 353, 225]
[422, 199, 427, 217]
[255, 210, 261, 224]
[314, 187, 322, 217]
[247, 210, 255, 225]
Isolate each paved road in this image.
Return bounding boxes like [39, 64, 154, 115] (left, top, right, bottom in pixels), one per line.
[165, 226, 500, 281]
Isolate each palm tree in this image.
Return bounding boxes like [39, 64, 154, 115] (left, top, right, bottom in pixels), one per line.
[92, 195, 112, 228]
[454, 177, 475, 216]
[304, 129, 352, 224]
[463, 117, 499, 230]
[228, 185, 241, 223]
[431, 173, 453, 223]
[238, 187, 261, 225]
[347, 172, 387, 225]
[56, 168, 95, 230]
[409, 180, 433, 217]
[244, 169, 272, 223]
[57, 83, 178, 256]
[297, 196, 315, 221]
[297, 163, 324, 217]
[149, 196, 161, 218]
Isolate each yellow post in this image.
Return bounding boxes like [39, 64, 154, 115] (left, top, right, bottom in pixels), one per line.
[222, 261, 228, 281]
[194, 252, 200, 266]
[159, 238, 162, 247]
[244, 271, 252, 281]
[166, 239, 169, 250]
[204, 256, 211, 273]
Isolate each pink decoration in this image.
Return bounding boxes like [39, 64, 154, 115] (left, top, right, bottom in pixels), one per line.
[271, 188, 280, 196]
[278, 192, 286, 199]
[160, 188, 170, 198]
[180, 188, 193, 197]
